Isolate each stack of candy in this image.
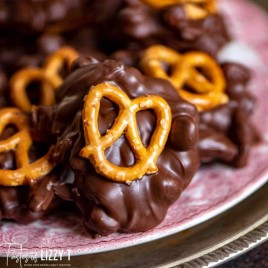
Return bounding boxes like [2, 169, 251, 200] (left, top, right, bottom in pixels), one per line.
[0, 0, 259, 236]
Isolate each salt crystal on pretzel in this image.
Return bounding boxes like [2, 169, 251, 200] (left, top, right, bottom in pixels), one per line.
[0, 108, 55, 186]
[141, 0, 216, 20]
[79, 83, 172, 183]
[10, 46, 78, 113]
[140, 45, 228, 111]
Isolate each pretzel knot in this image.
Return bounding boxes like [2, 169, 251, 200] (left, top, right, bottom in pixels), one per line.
[140, 45, 228, 111]
[43, 46, 79, 87]
[0, 108, 55, 186]
[141, 0, 216, 20]
[79, 83, 172, 184]
[10, 46, 78, 113]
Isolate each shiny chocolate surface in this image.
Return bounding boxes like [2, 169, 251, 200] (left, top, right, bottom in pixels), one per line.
[35, 57, 200, 235]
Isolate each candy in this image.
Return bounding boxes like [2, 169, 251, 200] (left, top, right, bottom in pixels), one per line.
[0, 108, 55, 186]
[141, 45, 228, 111]
[10, 47, 78, 112]
[80, 82, 172, 183]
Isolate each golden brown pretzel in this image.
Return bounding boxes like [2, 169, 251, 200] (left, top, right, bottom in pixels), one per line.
[10, 68, 58, 113]
[79, 83, 172, 184]
[10, 46, 78, 113]
[141, 0, 216, 20]
[140, 45, 228, 111]
[43, 46, 79, 87]
[0, 108, 55, 186]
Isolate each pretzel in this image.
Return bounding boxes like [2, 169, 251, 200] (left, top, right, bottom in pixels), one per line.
[43, 46, 79, 87]
[141, 0, 216, 20]
[0, 108, 55, 186]
[79, 83, 172, 184]
[140, 45, 228, 111]
[10, 46, 78, 113]
[10, 68, 58, 113]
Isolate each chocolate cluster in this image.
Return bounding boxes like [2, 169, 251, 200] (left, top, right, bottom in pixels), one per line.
[199, 63, 259, 167]
[0, 0, 259, 236]
[95, 0, 230, 56]
[0, 124, 72, 223]
[34, 57, 199, 235]
[0, 0, 92, 33]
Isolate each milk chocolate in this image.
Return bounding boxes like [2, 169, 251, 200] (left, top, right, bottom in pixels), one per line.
[33, 57, 199, 235]
[0, 171, 65, 224]
[0, 0, 258, 232]
[112, 48, 258, 167]
[0, 0, 92, 34]
[97, 0, 230, 56]
[198, 62, 259, 167]
[0, 123, 71, 223]
[0, 70, 8, 108]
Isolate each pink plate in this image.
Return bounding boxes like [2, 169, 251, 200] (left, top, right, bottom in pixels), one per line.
[1, 0, 268, 258]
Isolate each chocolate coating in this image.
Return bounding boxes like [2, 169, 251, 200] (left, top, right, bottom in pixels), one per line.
[99, 0, 230, 56]
[0, 70, 8, 108]
[111, 47, 258, 168]
[0, 30, 106, 111]
[0, 0, 257, 231]
[0, 122, 70, 223]
[0, 0, 92, 34]
[0, 186, 44, 224]
[0, 171, 63, 224]
[34, 57, 199, 235]
[198, 62, 258, 167]
[0, 34, 61, 76]
[162, 5, 230, 56]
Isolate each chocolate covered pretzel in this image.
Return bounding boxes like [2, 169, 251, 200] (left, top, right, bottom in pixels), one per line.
[97, 0, 229, 56]
[198, 62, 259, 167]
[139, 45, 257, 167]
[0, 108, 71, 223]
[10, 46, 78, 112]
[33, 57, 199, 235]
[0, 0, 92, 33]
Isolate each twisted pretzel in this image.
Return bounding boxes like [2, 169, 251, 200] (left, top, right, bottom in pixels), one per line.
[79, 83, 172, 183]
[10, 46, 78, 113]
[0, 108, 55, 186]
[43, 46, 79, 87]
[141, 0, 216, 20]
[140, 45, 228, 111]
[10, 68, 58, 113]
